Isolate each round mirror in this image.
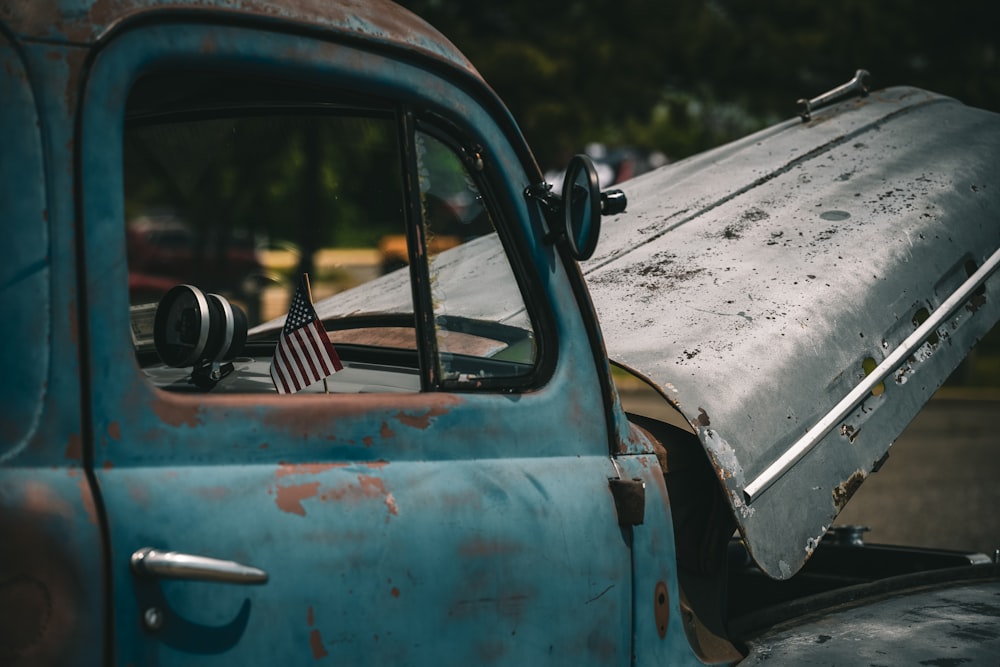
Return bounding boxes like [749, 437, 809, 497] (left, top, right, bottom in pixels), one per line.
[153, 285, 247, 368]
[562, 154, 601, 260]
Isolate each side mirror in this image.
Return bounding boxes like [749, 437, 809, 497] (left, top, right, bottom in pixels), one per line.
[562, 154, 602, 261]
[527, 154, 627, 261]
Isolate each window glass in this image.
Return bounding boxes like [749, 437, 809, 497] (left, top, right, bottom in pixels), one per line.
[416, 130, 538, 383]
[123, 75, 539, 395]
[124, 77, 419, 394]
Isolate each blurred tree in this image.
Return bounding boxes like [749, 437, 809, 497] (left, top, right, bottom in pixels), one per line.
[398, 0, 1000, 170]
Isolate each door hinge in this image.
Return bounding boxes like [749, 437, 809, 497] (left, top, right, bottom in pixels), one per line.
[609, 477, 645, 526]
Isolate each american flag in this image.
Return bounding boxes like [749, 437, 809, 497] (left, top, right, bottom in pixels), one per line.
[270, 276, 343, 394]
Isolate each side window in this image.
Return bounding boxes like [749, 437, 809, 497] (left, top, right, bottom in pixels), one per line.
[417, 130, 538, 384]
[124, 75, 416, 394]
[123, 73, 539, 394]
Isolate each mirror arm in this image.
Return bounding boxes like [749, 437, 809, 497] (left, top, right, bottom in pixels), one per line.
[525, 182, 565, 244]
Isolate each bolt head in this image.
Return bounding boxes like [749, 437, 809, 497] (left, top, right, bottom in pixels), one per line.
[143, 607, 164, 631]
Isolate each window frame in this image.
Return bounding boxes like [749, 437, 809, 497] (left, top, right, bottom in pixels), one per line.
[119, 66, 552, 396]
[411, 114, 551, 393]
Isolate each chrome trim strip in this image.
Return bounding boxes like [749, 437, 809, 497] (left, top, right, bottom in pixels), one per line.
[744, 247, 1000, 504]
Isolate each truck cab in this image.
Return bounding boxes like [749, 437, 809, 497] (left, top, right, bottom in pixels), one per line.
[1, 2, 998, 665]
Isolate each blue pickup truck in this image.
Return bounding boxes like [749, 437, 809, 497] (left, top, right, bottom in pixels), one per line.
[2, 1, 999, 665]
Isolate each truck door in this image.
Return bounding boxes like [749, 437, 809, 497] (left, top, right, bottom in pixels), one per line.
[0, 33, 105, 666]
[80, 18, 632, 665]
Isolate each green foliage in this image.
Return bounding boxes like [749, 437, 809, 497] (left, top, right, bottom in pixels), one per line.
[125, 113, 406, 250]
[398, 0, 1000, 169]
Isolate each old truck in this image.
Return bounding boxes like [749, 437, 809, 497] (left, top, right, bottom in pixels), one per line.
[1, 1, 998, 665]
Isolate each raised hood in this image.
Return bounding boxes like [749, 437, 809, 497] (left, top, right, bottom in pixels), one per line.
[583, 87, 1000, 578]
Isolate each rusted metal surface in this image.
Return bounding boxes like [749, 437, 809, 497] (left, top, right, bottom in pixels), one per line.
[0, 33, 105, 667]
[742, 574, 1000, 664]
[69, 12, 646, 664]
[9, 0, 999, 661]
[96, 454, 637, 663]
[612, 454, 714, 665]
[0, 0, 480, 78]
[583, 88, 1000, 578]
[0, 476, 105, 666]
[0, 33, 49, 464]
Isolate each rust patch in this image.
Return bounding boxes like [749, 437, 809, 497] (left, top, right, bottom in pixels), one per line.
[362, 436, 374, 447]
[380, 421, 395, 439]
[966, 293, 987, 314]
[307, 606, 314, 626]
[64, 434, 82, 462]
[6, 0, 484, 84]
[307, 474, 397, 521]
[458, 539, 522, 557]
[275, 462, 345, 478]
[107, 421, 121, 441]
[357, 475, 386, 496]
[654, 580, 669, 640]
[384, 493, 398, 518]
[275, 482, 321, 516]
[150, 395, 202, 429]
[308, 629, 328, 660]
[840, 424, 861, 444]
[832, 470, 866, 510]
[391, 587, 400, 598]
[78, 478, 97, 525]
[695, 408, 711, 428]
[256, 393, 461, 433]
[102, 460, 113, 471]
[24, 481, 74, 520]
[394, 405, 449, 430]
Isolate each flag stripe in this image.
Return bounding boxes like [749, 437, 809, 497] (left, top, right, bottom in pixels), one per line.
[295, 325, 332, 380]
[270, 358, 291, 394]
[275, 349, 291, 393]
[271, 346, 286, 393]
[284, 334, 309, 390]
[283, 340, 303, 392]
[318, 320, 344, 371]
[278, 335, 304, 392]
[268, 276, 343, 394]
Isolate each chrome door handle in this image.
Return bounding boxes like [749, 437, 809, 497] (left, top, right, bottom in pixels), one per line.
[130, 547, 268, 584]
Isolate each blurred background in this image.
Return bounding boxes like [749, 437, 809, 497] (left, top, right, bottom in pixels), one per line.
[397, 0, 1000, 173]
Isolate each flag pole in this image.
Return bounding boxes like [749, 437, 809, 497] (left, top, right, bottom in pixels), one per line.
[302, 272, 330, 394]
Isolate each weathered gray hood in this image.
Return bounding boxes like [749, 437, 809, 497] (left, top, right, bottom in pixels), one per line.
[584, 87, 1000, 578]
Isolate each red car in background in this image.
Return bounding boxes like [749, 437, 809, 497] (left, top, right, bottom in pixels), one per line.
[126, 215, 264, 307]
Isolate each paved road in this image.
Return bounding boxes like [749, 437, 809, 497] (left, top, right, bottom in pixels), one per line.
[834, 396, 1000, 557]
